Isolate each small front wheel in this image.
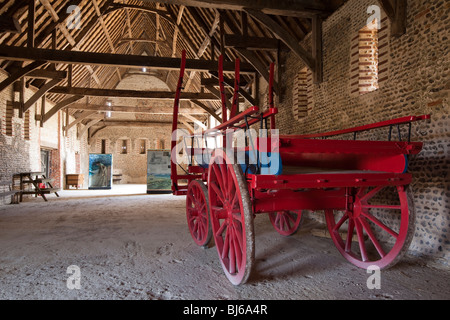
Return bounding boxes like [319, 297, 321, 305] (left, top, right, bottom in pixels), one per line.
[269, 210, 303, 236]
[186, 180, 212, 248]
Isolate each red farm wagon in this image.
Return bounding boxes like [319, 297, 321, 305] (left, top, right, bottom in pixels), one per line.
[170, 51, 430, 285]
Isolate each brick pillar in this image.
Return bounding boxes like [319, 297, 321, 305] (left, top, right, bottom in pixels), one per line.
[49, 112, 62, 188]
[49, 149, 61, 188]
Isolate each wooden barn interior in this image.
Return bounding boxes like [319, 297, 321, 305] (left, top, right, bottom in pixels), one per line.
[0, 0, 448, 300]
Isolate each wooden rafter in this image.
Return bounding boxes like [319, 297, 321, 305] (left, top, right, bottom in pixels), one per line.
[27, 0, 35, 48]
[92, 0, 122, 81]
[23, 78, 60, 113]
[65, 111, 99, 134]
[40, 95, 84, 124]
[39, 0, 101, 85]
[78, 119, 102, 139]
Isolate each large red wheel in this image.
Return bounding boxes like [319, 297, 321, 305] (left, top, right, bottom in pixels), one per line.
[208, 149, 255, 285]
[325, 185, 415, 269]
[186, 180, 212, 248]
[269, 210, 303, 236]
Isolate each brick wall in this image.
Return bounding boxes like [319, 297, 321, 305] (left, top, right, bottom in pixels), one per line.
[0, 70, 89, 203]
[274, 0, 449, 265]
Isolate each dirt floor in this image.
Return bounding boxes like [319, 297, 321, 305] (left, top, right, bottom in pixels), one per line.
[0, 185, 449, 300]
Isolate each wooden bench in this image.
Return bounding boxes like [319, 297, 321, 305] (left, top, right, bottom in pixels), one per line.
[13, 172, 60, 202]
[0, 181, 19, 204]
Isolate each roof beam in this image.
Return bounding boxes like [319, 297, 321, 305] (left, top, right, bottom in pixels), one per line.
[145, 0, 331, 18]
[0, 45, 255, 73]
[67, 103, 207, 114]
[47, 86, 220, 100]
[26, 69, 67, 80]
[99, 120, 173, 127]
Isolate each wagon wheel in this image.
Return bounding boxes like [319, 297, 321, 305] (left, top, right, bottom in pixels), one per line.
[269, 210, 303, 236]
[186, 180, 212, 248]
[208, 149, 255, 285]
[325, 185, 415, 269]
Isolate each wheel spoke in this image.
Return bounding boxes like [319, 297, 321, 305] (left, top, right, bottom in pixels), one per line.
[196, 222, 203, 239]
[212, 163, 224, 190]
[210, 181, 225, 204]
[286, 212, 297, 224]
[232, 229, 243, 269]
[356, 186, 367, 198]
[215, 220, 228, 237]
[334, 212, 349, 232]
[345, 218, 355, 253]
[360, 211, 399, 239]
[359, 217, 386, 258]
[229, 228, 236, 274]
[219, 163, 228, 194]
[233, 223, 243, 258]
[197, 203, 206, 214]
[275, 213, 281, 226]
[359, 186, 384, 202]
[354, 219, 368, 261]
[227, 168, 234, 198]
[361, 204, 402, 210]
[281, 214, 289, 231]
[222, 227, 230, 259]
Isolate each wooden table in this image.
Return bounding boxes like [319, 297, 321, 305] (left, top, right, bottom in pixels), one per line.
[13, 172, 60, 202]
